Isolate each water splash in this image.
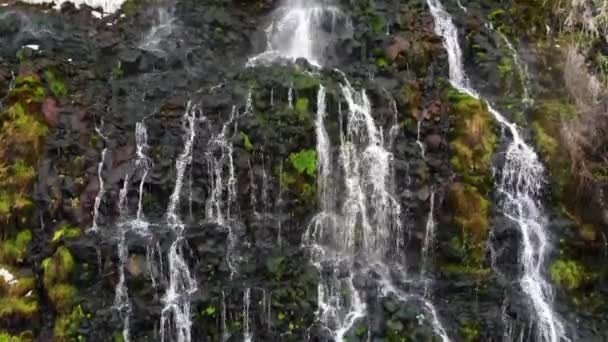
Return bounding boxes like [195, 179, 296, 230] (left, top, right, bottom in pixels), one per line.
[425, 1, 568, 340]
[139, 8, 176, 56]
[160, 103, 201, 342]
[246, 0, 350, 67]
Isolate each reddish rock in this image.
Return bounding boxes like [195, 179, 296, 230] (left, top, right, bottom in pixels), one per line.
[42, 97, 59, 126]
[425, 134, 443, 151]
[385, 36, 410, 61]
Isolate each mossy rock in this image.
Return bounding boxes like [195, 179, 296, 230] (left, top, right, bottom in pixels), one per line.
[0, 230, 32, 264]
[448, 89, 496, 190]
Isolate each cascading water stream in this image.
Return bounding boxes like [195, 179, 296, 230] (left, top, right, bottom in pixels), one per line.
[425, 1, 568, 341]
[243, 287, 252, 342]
[204, 106, 239, 277]
[420, 191, 435, 296]
[91, 124, 108, 232]
[160, 103, 200, 342]
[113, 120, 153, 342]
[497, 31, 532, 106]
[247, 0, 349, 67]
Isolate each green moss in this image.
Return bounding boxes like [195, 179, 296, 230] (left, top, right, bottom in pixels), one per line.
[460, 321, 480, 342]
[48, 284, 78, 313]
[0, 297, 38, 320]
[369, 13, 385, 34]
[291, 72, 319, 90]
[448, 183, 490, 268]
[43, 70, 67, 99]
[240, 132, 253, 152]
[0, 331, 34, 342]
[0, 230, 32, 264]
[448, 89, 496, 190]
[498, 56, 513, 79]
[43, 246, 75, 288]
[54, 305, 85, 341]
[7, 277, 35, 298]
[288, 149, 317, 177]
[51, 224, 81, 243]
[531, 122, 558, 157]
[550, 260, 585, 291]
[295, 98, 309, 117]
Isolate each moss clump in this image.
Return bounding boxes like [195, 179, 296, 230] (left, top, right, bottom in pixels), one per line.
[460, 321, 480, 341]
[48, 284, 78, 313]
[280, 149, 318, 213]
[0, 74, 49, 226]
[295, 98, 309, 117]
[0, 230, 32, 264]
[0, 297, 38, 320]
[447, 183, 490, 268]
[240, 132, 253, 152]
[43, 246, 75, 288]
[550, 259, 586, 291]
[53, 305, 85, 341]
[43, 70, 67, 99]
[0, 331, 34, 342]
[448, 89, 496, 189]
[51, 224, 81, 243]
[288, 149, 317, 177]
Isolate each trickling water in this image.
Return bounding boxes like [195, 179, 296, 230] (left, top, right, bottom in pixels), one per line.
[139, 8, 175, 56]
[113, 120, 154, 342]
[416, 120, 426, 159]
[243, 287, 252, 342]
[287, 87, 293, 109]
[246, 0, 350, 67]
[425, 1, 568, 341]
[498, 32, 532, 105]
[221, 290, 229, 342]
[420, 191, 435, 296]
[160, 103, 200, 342]
[91, 125, 108, 232]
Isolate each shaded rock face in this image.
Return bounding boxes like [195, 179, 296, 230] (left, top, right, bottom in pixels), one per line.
[0, 0, 606, 341]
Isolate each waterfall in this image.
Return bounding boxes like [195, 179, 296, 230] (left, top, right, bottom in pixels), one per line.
[425, 1, 568, 341]
[246, 0, 349, 67]
[160, 103, 200, 342]
[91, 125, 108, 232]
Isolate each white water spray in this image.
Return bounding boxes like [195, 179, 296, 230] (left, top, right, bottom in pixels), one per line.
[425, 1, 568, 341]
[246, 0, 349, 67]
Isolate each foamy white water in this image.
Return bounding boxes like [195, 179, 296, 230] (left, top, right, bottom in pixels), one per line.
[247, 0, 349, 67]
[425, 1, 568, 340]
[22, 0, 125, 13]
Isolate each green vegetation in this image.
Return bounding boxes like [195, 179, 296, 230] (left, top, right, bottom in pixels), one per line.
[444, 88, 496, 274]
[43, 70, 67, 99]
[0, 297, 38, 320]
[550, 259, 586, 291]
[0, 331, 34, 342]
[0, 230, 32, 264]
[448, 89, 496, 189]
[295, 98, 309, 117]
[43, 246, 75, 288]
[51, 224, 81, 243]
[460, 321, 480, 341]
[53, 305, 85, 341]
[240, 132, 253, 152]
[288, 149, 317, 177]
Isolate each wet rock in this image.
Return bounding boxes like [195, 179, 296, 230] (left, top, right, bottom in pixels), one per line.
[385, 36, 410, 61]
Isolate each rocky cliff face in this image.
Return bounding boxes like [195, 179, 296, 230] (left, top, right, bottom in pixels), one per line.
[0, 0, 606, 341]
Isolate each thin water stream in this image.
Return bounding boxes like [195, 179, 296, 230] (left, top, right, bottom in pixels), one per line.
[425, 1, 568, 340]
